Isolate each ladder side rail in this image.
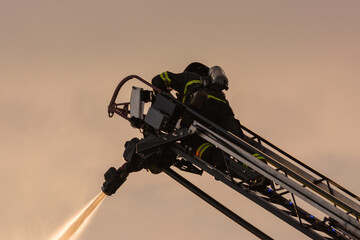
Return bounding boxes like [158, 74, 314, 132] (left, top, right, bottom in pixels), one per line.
[160, 92, 360, 206]
[192, 121, 360, 220]
[170, 145, 329, 240]
[240, 123, 329, 177]
[240, 124, 360, 203]
[141, 90, 360, 219]
[190, 122, 360, 238]
[244, 135, 360, 216]
[151, 92, 360, 218]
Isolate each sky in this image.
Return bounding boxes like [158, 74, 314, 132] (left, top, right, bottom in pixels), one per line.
[1, 0, 360, 239]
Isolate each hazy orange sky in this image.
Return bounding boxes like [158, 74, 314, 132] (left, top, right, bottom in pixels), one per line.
[1, 1, 360, 239]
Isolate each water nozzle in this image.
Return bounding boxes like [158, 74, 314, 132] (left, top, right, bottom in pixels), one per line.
[101, 166, 128, 196]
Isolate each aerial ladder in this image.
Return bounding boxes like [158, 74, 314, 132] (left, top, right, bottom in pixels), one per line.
[103, 75, 360, 240]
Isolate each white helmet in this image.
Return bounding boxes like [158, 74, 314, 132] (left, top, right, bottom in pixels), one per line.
[206, 66, 229, 90]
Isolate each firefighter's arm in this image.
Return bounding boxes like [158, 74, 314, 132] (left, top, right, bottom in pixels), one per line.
[152, 71, 175, 92]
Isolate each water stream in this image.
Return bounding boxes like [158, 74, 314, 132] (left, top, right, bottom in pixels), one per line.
[53, 192, 106, 240]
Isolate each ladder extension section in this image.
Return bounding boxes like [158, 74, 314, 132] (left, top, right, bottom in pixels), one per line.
[108, 76, 360, 240]
[189, 121, 360, 239]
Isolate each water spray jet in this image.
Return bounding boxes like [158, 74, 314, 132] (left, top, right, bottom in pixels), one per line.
[52, 192, 106, 240]
[52, 165, 128, 240]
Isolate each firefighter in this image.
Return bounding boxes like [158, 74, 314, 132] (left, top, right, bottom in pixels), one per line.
[151, 62, 244, 138]
[152, 63, 270, 190]
[183, 62, 244, 138]
[151, 62, 244, 172]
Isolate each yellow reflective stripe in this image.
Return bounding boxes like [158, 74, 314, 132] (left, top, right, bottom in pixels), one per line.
[196, 143, 212, 158]
[199, 143, 212, 158]
[160, 72, 171, 88]
[159, 72, 166, 82]
[182, 79, 202, 103]
[196, 143, 209, 156]
[207, 95, 227, 104]
[252, 153, 265, 161]
[184, 80, 202, 96]
[159, 72, 167, 87]
[164, 71, 171, 86]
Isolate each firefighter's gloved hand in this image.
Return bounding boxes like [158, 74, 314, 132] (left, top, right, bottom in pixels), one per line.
[129, 117, 142, 129]
[101, 165, 129, 196]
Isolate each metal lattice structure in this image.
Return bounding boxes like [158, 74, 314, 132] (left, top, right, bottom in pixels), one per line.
[108, 75, 360, 240]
